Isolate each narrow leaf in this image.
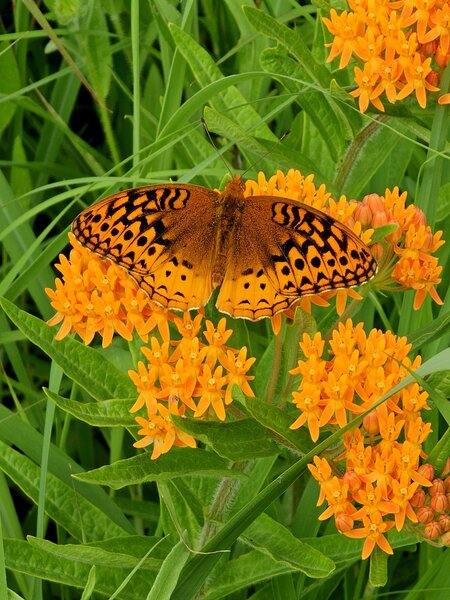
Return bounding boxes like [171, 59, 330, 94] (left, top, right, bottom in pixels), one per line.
[0, 296, 135, 400]
[74, 449, 239, 489]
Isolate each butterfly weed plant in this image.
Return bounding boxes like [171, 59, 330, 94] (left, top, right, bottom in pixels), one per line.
[0, 2, 449, 599]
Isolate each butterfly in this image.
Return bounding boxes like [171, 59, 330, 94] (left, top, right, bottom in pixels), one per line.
[72, 175, 377, 320]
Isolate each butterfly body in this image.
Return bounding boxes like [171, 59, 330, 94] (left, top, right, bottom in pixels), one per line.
[72, 175, 377, 320]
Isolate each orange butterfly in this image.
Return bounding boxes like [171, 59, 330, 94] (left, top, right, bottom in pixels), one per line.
[72, 175, 377, 320]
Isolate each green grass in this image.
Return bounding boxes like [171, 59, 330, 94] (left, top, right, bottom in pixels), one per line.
[0, 1, 449, 599]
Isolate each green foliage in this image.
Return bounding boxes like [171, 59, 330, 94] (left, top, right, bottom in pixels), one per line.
[0, 1, 449, 599]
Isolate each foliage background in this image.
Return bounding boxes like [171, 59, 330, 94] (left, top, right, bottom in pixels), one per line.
[0, 0, 449, 599]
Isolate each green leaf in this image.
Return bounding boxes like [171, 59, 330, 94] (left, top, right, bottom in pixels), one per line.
[74, 449, 239, 489]
[436, 181, 450, 222]
[169, 23, 275, 141]
[0, 440, 127, 542]
[81, 566, 96, 600]
[172, 416, 278, 460]
[425, 370, 450, 397]
[146, 541, 190, 600]
[259, 47, 348, 163]
[336, 117, 410, 197]
[44, 389, 136, 428]
[427, 426, 450, 475]
[28, 536, 160, 569]
[243, 6, 332, 86]
[409, 311, 450, 351]
[242, 395, 315, 455]
[0, 42, 21, 137]
[203, 106, 319, 176]
[202, 550, 295, 599]
[4, 538, 155, 598]
[0, 296, 135, 400]
[369, 546, 388, 587]
[78, 7, 112, 100]
[243, 513, 335, 578]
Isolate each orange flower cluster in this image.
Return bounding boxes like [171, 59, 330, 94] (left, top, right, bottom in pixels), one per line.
[45, 235, 255, 460]
[353, 187, 444, 309]
[292, 319, 436, 559]
[130, 317, 255, 459]
[323, 0, 450, 111]
[46, 233, 171, 348]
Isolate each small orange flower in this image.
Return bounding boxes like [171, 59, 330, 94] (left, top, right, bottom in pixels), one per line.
[90, 291, 132, 347]
[195, 364, 228, 420]
[203, 318, 234, 365]
[173, 312, 204, 339]
[134, 402, 196, 460]
[390, 473, 420, 530]
[220, 347, 255, 405]
[353, 482, 400, 518]
[140, 338, 171, 378]
[350, 64, 385, 112]
[345, 512, 395, 559]
[290, 383, 323, 442]
[128, 361, 159, 414]
[46, 280, 84, 340]
[121, 287, 154, 341]
[308, 456, 333, 506]
[319, 477, 355, 521]
[157, 360, 197, 411]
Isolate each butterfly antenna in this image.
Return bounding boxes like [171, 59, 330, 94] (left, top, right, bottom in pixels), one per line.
[201, 116, 233, 179]
[241, 129, 291, 179]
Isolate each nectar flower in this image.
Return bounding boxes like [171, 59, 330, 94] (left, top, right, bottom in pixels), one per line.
[302, 320, 434, 559]
[195, 364, 228, 421]
[134, 403, 196, 460]
[324, 0, 450, 110]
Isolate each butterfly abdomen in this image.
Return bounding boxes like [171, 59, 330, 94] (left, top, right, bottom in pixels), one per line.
[210, 177, 247, 288]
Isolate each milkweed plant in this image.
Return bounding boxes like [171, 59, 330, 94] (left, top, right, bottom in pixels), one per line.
[1, 2, 449, 599]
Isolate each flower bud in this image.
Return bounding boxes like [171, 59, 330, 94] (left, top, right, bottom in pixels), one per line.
[442, 458, 450, 478]
[372, 210, 390, 229]
[404, 206, 427, 230]
[353, 203, 373, 227]
[370, 242, 384, 260]
[423, 521, 441, 540]
[363, 410, 379, 435]
[410, 488, 426, 508]
[437, 514, 450, 533]
[426, 67, 440, 87]
[430, 478, 445, 495]
[335, 512, 354, 532]
[418, 463, 434, 483]
[416, 506, 434, 524]
[343, 470, 362, 493]
[436, 45, 448, 69]
[430, 492, 448, 514]
[421, 40, 438, 56]
[441, 530, 450, 547]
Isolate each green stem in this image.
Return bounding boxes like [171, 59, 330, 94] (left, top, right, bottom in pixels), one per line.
[417, 63, 450, 226]
[131, 0, 141, 175]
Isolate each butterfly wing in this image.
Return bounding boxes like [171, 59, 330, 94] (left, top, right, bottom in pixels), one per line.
[216, 195, 377, 320]
[72, 184, 219, 311]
